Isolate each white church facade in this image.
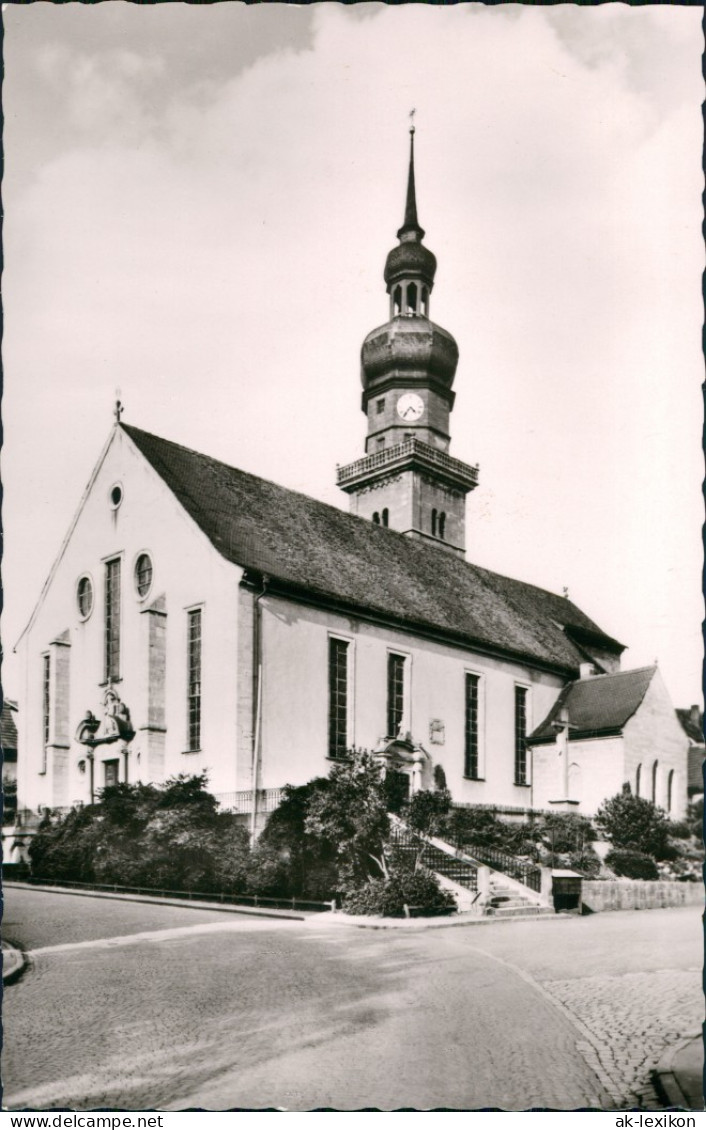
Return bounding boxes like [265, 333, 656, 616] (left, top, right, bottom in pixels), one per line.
[14, 131, 689, 829]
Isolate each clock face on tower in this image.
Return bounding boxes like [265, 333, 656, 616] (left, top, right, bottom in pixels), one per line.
[396, 393, 424, 422]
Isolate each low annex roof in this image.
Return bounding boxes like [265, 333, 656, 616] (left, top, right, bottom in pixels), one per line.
[122, 424, 624, 675]
[529, 665, 657, 744]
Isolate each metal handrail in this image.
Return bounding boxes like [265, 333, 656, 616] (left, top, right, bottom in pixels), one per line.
[456, 840, 542, 893]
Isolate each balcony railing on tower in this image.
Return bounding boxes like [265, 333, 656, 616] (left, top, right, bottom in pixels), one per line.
[337, 437, 479, 492]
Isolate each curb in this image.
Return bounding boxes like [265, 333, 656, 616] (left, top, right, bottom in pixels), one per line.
[3, 882, 312, 922]
[2, 942, 27, 986]
[654, 1034, 704, 1110]
[311, 909, 565, 930]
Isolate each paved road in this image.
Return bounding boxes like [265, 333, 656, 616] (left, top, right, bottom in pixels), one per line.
[3, 889, 701, 1111]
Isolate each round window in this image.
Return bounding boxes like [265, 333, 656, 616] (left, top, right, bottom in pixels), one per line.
[77, 575, 94, 619]
[109, 483, 123, 509]
[135, 553, 153, 599]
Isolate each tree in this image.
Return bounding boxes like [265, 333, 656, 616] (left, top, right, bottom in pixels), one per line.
[407, 788, 451, 839]
[595, 791, 672, 859]
[304, 751, 390, 890]
[255, 777, 336, 899]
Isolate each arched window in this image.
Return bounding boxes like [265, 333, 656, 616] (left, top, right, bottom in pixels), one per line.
[406, 283, 418, 315]
[382, 508, 389, 527]
[635, 764, 641, 797]
[651, 760, 658, 804]
[438, 512, 446, 540]
[422, 287, 429, 316]
[667, 769, 674, 812]
[431, 508, 437, 537]
[372, 512, 380, 525]
[393, 286, 402, 316]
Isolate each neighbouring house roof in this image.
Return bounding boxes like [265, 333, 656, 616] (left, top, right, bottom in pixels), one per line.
[529, 665, 657, 744]
[676, 707, 704, 746]
[122, 423, 623, 675]
[1, 700, 18, 753]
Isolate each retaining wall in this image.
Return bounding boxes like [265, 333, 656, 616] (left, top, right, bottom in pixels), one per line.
[582, 879, 703, 913]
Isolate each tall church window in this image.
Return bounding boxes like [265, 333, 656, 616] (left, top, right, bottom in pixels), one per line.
[431, 509, 437, 537]
[387, 654, 406, 740]
[41, 653, 50, 772]
[105, 558, 121, 682]
[406, 283, 418, 314]
[382, 509, 389, 527]
[651, 759, 658, 804]
[514, 686, 529, 786]
[438, 512, 446, 540]
[464, 674, 481, 779]
[187, 609, 202, 752]
[635, 763, 642, 797]
[422, 287, 429, 316]
[372, 512, 380, 525]
[393, 286, 402, 315]
[328, 638, 349, 759]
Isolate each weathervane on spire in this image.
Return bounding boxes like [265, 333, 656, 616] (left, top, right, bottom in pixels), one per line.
[114, 389, 123, 424]
[409, 108, 416, 135]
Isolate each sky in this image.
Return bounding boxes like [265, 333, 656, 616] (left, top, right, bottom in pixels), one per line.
[2, 3, 703, 710]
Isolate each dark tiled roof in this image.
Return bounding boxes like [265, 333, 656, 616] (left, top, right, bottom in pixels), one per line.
[530, 666, 657, 743]
[1, 700, 18, 752]
[122, 424, 623, 674]
[676, 708, 704, 746]
[688, 746, 704, 793]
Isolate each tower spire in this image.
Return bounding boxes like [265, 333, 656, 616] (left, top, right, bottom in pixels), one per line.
[398, 112, 424, 242]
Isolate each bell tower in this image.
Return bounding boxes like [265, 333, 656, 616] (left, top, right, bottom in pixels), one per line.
[337, 124, 479, 556]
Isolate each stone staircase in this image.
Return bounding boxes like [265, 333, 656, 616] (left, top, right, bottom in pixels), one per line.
[390, 816, 555, 919]
[485, 875, 555, 919]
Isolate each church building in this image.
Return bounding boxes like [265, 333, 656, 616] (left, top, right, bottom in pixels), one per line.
[14, 130, 689, 830]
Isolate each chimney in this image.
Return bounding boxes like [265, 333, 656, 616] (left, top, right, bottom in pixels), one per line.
[579, 663, 595, 680]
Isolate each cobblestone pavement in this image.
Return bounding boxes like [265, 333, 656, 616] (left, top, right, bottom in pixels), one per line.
[543, 969, 703, 1109]
[461, 906, 704, 1111]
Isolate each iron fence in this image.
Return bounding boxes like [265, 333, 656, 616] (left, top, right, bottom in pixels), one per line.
[17, 875, 334, 913]
[456, 841, 542, 893]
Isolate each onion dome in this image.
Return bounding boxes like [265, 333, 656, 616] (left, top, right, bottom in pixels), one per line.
[361, 317, 458, 390]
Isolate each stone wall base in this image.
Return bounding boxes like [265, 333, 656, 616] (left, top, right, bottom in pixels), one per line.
[582, 879, 703, 913]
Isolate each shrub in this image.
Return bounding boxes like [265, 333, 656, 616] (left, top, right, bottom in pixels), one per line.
[433, 764, 447, 791]
[539, 812, 596, 853]
[28, 775, 252, 894]
[687, 798, 703, 841]
[666, 819, 693, 840]
[567, 849, 602, 878]
[595, 792, 672, 859]
[604, 849, 659, 881]
[342, 860, 456, 918]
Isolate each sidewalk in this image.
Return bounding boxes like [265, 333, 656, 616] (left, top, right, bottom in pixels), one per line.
[655, 1034, 704, 1110]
